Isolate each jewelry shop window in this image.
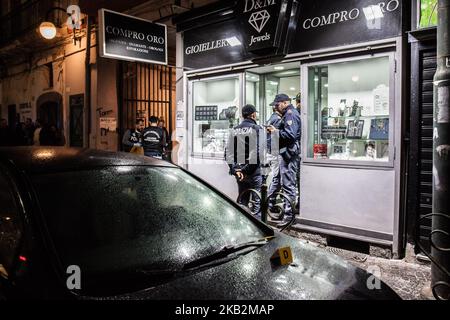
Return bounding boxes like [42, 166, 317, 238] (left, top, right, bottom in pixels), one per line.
[192, 76, 241, 157]
[305, 55, 393, 165]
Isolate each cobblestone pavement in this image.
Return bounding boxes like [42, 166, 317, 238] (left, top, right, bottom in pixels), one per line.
[285, 229, 432, 300]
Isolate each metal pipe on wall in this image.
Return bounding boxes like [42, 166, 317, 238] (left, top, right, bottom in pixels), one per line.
[84, 15, 92, 148]
[432, 0, 450, 300]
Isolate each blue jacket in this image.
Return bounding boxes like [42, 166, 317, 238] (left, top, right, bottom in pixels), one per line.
[279, 104, 301, 156]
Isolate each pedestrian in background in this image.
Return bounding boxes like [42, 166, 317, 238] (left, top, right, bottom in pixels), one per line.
[122, 119, 144, 153]
[33, 119, 42, 146]
[158, 118, 171, 161]
[0, 118, 13, 146]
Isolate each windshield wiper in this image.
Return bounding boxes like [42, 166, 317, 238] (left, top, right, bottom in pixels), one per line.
[182, 236, 275, 271]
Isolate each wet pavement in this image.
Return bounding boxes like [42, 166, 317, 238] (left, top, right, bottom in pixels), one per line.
[284, 229, 432, 300]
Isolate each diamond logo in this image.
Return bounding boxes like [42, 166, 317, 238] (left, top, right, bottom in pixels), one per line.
[248, 10, 271, 33]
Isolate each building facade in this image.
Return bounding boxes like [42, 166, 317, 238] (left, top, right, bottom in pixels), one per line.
[0, 0, 215, 152]
[173, 0, 411, 258]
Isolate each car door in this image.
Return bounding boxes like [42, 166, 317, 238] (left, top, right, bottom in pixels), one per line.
[0, 167, 24, 298]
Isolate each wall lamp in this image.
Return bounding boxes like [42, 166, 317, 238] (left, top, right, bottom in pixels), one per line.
[39, 6, 83, 45]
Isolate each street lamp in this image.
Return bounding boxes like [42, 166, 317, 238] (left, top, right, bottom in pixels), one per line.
[39, 21, 57, 40]
[39, 7, 68, 40]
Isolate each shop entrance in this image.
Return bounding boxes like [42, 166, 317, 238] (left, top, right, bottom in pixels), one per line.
[119, 62, 174, 151]
[36, 92, 63, 129]
[246, 62, 301, 124]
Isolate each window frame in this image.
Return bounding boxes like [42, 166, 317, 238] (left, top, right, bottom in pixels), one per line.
[188, 73, 245, 159]
[300, 52, 396, 168]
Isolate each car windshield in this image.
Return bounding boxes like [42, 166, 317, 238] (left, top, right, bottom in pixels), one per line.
[31, 166, 269, 296]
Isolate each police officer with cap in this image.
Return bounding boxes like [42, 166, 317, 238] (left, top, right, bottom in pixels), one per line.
[226, 104, 264, 218]
[267, 93, 301, 226]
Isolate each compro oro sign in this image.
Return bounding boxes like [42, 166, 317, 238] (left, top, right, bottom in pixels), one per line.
[99, 9, 167, 65]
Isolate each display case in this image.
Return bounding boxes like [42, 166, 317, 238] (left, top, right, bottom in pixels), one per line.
[191, 75, 241, 157]
[302, 54, 395, 166]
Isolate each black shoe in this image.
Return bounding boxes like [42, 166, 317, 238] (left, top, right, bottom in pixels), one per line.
[276, 216, 294, 228]
[269, 212, 283, 221]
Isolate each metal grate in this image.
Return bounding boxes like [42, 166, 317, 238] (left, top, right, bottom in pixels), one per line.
[119, 61, 174, 150]
[418, 49, 437, 254]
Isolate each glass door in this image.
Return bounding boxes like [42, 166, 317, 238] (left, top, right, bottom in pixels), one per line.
[245, 63, 301, 125]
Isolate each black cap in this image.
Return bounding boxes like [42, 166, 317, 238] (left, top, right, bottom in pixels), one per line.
[242, 104, 257, 117]
[270, 93, 291, 106]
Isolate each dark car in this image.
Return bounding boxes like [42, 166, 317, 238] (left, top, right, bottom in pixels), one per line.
[0, 147, 400, 300]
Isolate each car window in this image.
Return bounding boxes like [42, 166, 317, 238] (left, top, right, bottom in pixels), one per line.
[31, 166, 268, 295]
[0, 170, 23, 276]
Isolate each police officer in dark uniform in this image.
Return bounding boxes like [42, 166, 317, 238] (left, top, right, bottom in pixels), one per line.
[142, 116, 166, 159]
[122, 119, 144, 152]
[226, 104, 264, 218]
[267, 94, 301, 226]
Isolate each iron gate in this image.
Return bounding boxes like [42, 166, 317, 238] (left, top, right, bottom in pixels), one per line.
[118, 61, 174, 150]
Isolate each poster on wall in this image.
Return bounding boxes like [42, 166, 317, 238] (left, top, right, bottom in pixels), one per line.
[19, 103, 32, 122]
[99, 9, 167, 65]
[100, 117, 117, 132]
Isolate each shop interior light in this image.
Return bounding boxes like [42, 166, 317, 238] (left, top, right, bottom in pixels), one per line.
[324, 84, 329, 88]
[352, 75, 360, 82]
[226, 36, 242, 47]
[290, 87, 296, 91]
[274, 66, 285, 70]
[221, 9, 234, 16]
[39, 21, 57, 40]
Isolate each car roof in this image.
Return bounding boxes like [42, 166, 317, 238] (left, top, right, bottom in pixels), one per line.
[0, 147, 175, 175]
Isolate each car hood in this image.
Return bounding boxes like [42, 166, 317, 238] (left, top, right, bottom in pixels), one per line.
[97, 233, 400, 300]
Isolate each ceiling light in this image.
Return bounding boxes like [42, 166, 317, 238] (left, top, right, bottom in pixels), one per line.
[352, 75, 360, 82]
[274, 66, 284, 70]
[290, 87, 296, 91]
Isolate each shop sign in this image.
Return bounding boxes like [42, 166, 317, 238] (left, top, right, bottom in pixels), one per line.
[292, 0, 403, 52]
[183, 20, 252, 69]
[238, 0, 290, 52]
[99, 9, 167, 65]
[182, 0, 403, 69]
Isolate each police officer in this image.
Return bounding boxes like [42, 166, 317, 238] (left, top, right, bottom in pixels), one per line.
[266, 104, 283, 213]
[267, 94, 301, 226]
[122, 119, 144, 152]
[142, 116, 166, 159]
[226, 104, 264, 218]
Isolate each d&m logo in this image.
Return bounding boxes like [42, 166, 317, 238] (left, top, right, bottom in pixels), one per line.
[249, 10, 271, 33]
[243, 0, 277, 34]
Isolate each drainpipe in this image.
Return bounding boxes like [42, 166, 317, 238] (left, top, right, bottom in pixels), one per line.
[432, 0, 450, 300]
[84, 15, 92, 148]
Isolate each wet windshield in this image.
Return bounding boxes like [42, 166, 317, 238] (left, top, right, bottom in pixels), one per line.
[32, 166, 268, 296]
